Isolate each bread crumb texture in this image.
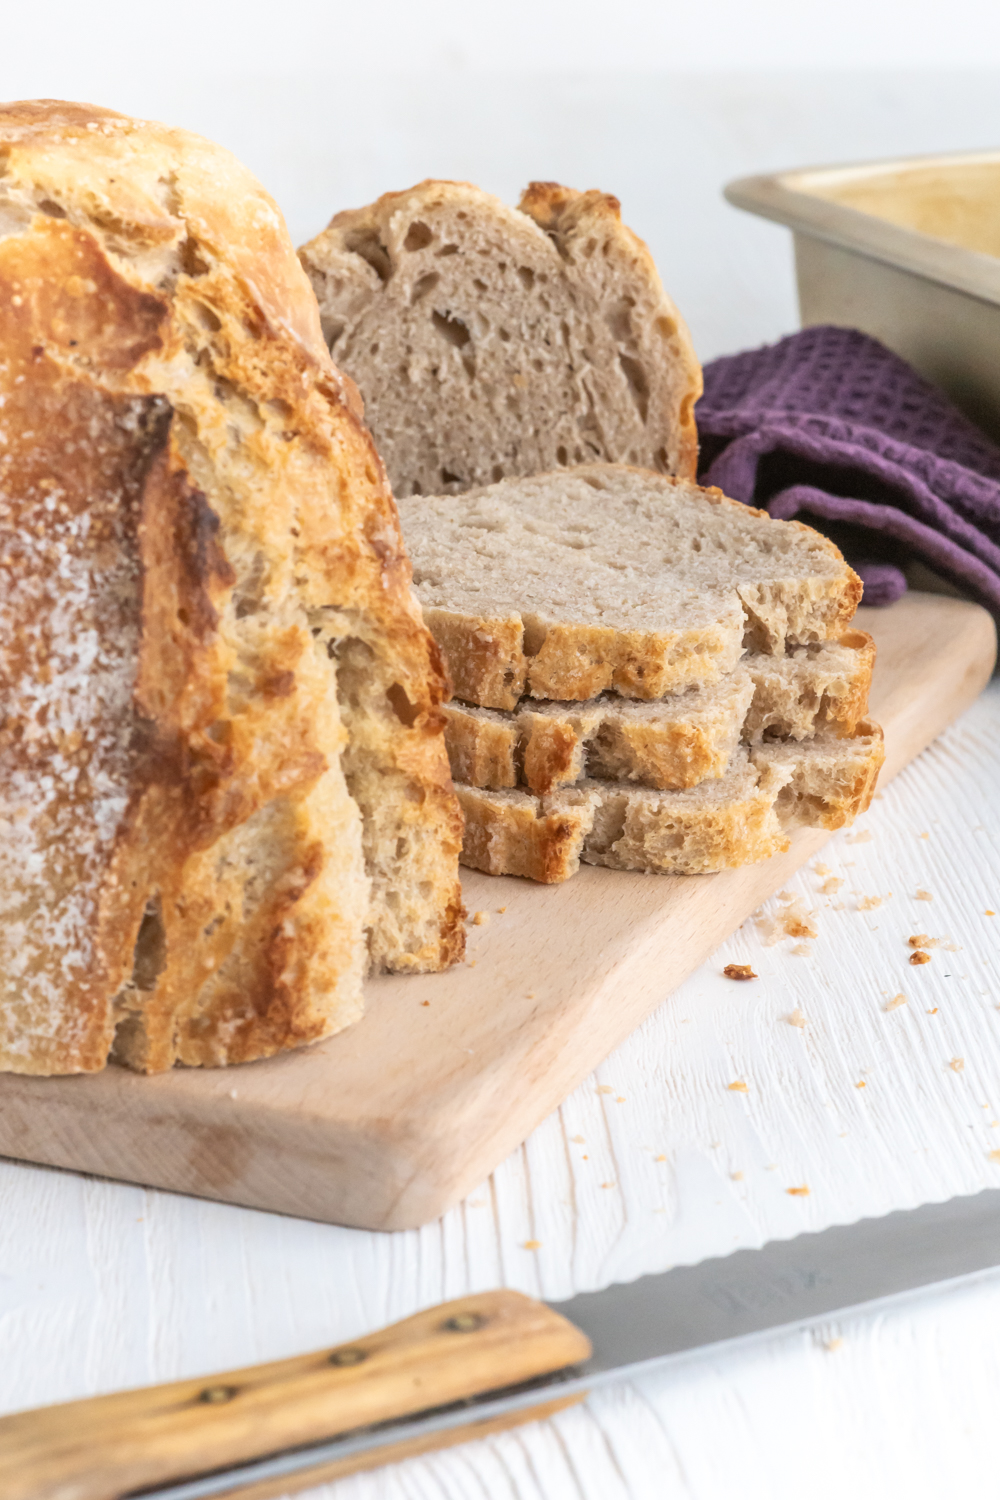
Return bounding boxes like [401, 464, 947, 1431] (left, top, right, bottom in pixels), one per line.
[0, 102, 464, 1076]
[299, 179, 703, 496]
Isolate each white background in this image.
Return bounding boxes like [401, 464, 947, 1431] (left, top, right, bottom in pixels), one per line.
[3, 2, 1000, 359]
[4, 7, 1000, 1498]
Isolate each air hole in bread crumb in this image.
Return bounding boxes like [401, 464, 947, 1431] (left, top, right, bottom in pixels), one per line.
[387, 682, 420, 727]
[403, 221, 433, 251]
[344, 227, 391, 282]
[37, 197, 67, 219]
[411, 272, 439, 304]
[518, 267, 535, 289]
[437, 243, 460, 256]
[432, 309, 471, 348]
[618, 354, 649, 423]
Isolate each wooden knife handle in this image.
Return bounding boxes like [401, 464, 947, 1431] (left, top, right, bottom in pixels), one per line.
[0, 1290, 591, 1500]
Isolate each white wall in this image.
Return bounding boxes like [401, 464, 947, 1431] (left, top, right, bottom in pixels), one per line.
[3, 5, 1000, 360]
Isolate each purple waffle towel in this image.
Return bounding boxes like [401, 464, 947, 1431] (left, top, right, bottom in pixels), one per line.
[696, 325, 1000, 617]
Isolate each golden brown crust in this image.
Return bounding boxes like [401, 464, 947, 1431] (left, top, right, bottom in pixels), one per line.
[0, 102, 463, 1076]
[455, 784, 593, 883]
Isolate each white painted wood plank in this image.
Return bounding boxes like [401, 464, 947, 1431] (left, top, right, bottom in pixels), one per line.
[2, 679, 999, 1497]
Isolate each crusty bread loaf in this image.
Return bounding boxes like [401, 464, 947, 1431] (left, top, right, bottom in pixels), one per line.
[443, 632, 874, 795]
[0, 102, 463, 1077]
[400, 466, 862, 709]
[299, 181, 702, 498]
[456, 725, 884, 882]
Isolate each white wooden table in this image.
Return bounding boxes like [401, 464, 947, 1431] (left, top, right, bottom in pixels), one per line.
[3, 677, 999, 1499]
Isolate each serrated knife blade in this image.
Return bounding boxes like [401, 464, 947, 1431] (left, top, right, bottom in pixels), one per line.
[6, 1189, 1000, 1500]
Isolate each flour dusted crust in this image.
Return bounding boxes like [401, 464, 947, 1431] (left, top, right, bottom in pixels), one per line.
[299, 180, 702, 496]
[0, 101, 463, 1076]
[401, 466, 863, 709]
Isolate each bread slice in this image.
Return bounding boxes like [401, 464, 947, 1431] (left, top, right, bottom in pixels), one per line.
[444, 672, 753, 795]
[743, 631, 876, 743]
[750, 722, 885, 829]
[400, 466, 862, 709]
[443, 631, 875, 795]
[299, 180, 702, 498]
[455, 725, 884, 882]
[456, 750, 791, 882]
[0, 102, 463, 1077]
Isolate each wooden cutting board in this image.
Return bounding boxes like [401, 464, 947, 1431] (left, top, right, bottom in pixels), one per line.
[0, 593, 994, 1231]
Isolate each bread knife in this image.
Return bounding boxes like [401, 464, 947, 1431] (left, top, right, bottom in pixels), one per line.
[4, 1188, 1000, 1500]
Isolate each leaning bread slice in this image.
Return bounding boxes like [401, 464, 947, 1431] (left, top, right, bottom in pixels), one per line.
[455, 750, 792, 882]
[299, 180, 702, 497]
[444, 671, 753, 795]
[743, 631, 876, 743]
[750, 722, 884, 829]
[401, 466, 862, 709]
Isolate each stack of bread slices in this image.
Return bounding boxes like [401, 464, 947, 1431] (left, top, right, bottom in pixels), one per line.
[398, 466, 884, 882]
[305, 179, 885, 885]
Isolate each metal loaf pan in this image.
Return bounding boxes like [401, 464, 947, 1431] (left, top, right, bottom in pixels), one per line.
[725, 151, 1000, 441]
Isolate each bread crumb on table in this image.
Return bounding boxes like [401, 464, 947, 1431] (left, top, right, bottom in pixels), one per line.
[523, 1239, 542, 1250]
[824, 1337, 844, 1352]
[856, 1080, 867, 1089]
[821, 876, 844, 895]
[813, 863, 831, 877]
[915, 888, 933, 901]
[908, 934, 935, 949]
[846, 829, 873, 844]
[787, 1185, 810, 1196]
[787, 1008, 807, 1028]
[986, 910, 995, 917]
[727, 1080, 749, 1093]
[723, 963, 757, 981]
[949, 1057, 965, 1073]
[883, 993, 907, 1012]
[600, 1182, 616, 1189]
[570, 1134, 584, 1144]
[910, 951, 932, 966]
[655, 1154, 667, 1162]
[857, 896, 882, 911]
[989, 1150, 1000, 1164]
[790, 942, 812, 957]
[730, 1170, 744, 1181]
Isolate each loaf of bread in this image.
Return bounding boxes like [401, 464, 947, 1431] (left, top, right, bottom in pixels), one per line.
[443, 632, 874, 795]
[0, 102, 464, 1077]
[299, 181, 702, 497]
[399, 466, 863, 709]
[457, 726, 884, 882]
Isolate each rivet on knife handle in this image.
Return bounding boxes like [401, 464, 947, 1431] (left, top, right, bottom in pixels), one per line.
[0, 1290, 591, 1500]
